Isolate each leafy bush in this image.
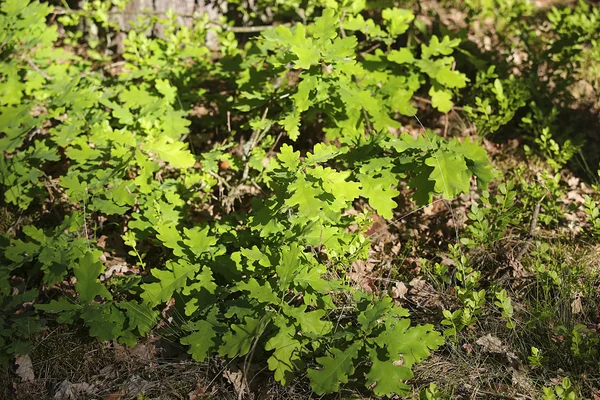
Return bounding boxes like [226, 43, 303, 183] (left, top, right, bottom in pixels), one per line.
[0, 0, 495, 395]
[2, 0, 599, 398]
[459, 0, 599, 168]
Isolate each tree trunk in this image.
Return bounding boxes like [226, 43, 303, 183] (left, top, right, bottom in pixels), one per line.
[153, 0, 196, 36]
[110, 0, 225, 52]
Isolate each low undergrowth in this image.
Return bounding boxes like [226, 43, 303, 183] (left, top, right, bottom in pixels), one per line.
[1, 0, 599, 399]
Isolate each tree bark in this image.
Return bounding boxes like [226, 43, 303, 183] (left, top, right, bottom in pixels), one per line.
[153, 0, 196, 36]
[108, 0, 225, 53]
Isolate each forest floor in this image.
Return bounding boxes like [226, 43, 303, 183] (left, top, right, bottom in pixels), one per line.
[2, 0, 600, 399]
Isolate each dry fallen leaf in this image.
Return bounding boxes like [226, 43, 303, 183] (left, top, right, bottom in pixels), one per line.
[409, 277, 426, 291]
[390, 281, 408, 300]
[130, 343, 156, 363]
[463, 343, 474, 355]
[476, 334, 504, 353]
[511, 368, 537, 396]
[571, 292, 583, 314]
[365, 213, 390, 244]
[476, 334, 519, 363]
[566, 176, 580, 188]
[15, 355, 34, 383]
[348, 260, 376, 293]
[409, 277, 443, 307]
[393, 355, 405, 366]
[224, 368, 247, 398]
[97, 235, 108, 249]
[124, 375, 154, 397]
[188, 381, 217, 400]
[102, 260, 129, 280]
[102, 391, 123, 400]
[54, 380, 96, 400]
[566, 190, 585, 203]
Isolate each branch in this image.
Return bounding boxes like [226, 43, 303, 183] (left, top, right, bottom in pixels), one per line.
[26, 59, 52, 81]
[51, 7, 286, 33]
[516, 200, 542, 261]
[413, 95, 464, 111]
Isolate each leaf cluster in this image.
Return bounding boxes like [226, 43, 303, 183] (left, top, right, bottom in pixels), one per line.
[0, 1, 497, 396]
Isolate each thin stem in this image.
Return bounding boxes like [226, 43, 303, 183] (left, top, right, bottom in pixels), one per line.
[26, 59, 52, 81]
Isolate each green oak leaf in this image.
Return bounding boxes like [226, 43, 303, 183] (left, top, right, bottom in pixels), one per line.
[58, 175, 86, 202]
[448, 137, 493, 188]
[358, 296, 409, 334]
[146, 136, 195, 169]
[408, 165, 437, 205]
[277, 144, 300, 170]
[422, 35, 461, 59]
[276, 244, 302, 289]
[155, 79, 177, 104]
[65, 142, 102, 164]
[323, 36, 357, 64]
[358, 174, 399, 219]
[108, 102, 134, 125]
[382, 8, 414, 37]
[182, 266, 217, 296]
[293, 45, 321, 69]
[117, 301, 159, 336]
[119, 86, 155, 109]
[240, 245, 271, 270]
[155, 224, 185, 257]
[365, 357, 413, 396]
[140, 260, 199, 306]
[435, 68, 468, 89]
[286, 175, 325, 219]
[27, 140, 59, 161]
[310, 166, 360, 205]
[81, 304, 125, 342]
[388, 48, 415, 64]
[0, 66, 25, 106]
[280, 111, 301, 141]
[74, 252, 111, 303]
[181, 319, 218, 362]
[284, 305, 332, 335]
[183, 226, 217, 257]
[266, 316, 303, 384]
[235, 278, 280, 304]
[293, 262, 329, 293]
[133, 152, 160, 193]
[109, 181, 136, 206]
[293, 75, 317, 113]
[219, 316, 262, 358]
[303, 223, 340, 249]
[312, 8, 338, 40]
[416, 57, 452, 80]
[307, 342, 361, 395]
[160, 109, 191, 138]
[289, 24, 320, 69]
[425, 151, 472, 198]
[429, 86, 453, 113]
[35, 299, 81, 324]
[374, 320, 444, 368]
[91, 198, 130, 215]
[305, 143, 340, 165]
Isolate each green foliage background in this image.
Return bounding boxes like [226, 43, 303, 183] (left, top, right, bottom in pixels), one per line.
[1, 0, 599, 398]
